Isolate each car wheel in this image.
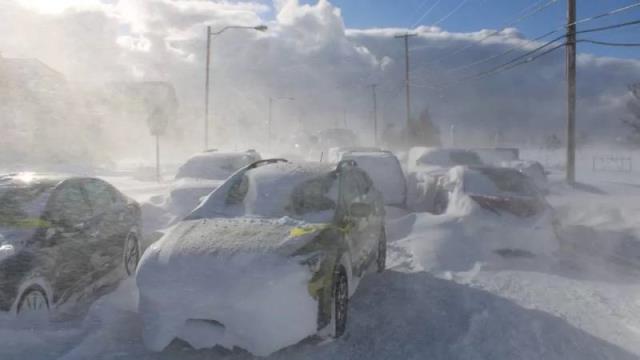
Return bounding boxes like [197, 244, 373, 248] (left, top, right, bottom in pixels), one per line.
[332, 266, 348, 338]
[124, 232, 140, 276]
[376, 227, 387, 273]
[16, 285, 50, 318]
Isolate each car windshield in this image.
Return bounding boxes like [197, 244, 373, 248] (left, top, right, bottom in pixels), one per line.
[464, 168, 539, 198]
[175, 154, 252, 180]
[192, 167, 337, 222]
[0, 185, 51, 228]
[417, 150, 482, 167]
[449, 151, 483, 166]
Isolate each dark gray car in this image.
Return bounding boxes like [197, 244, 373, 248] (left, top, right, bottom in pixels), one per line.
[0, 173, 141, 319]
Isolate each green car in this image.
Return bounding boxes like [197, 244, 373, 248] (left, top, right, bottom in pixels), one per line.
[136, 159, 386, 356]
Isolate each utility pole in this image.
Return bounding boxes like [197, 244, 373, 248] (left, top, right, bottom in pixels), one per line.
[204, 26, 211, 150]
[566, 0, 577, 184]
[155, 134, 160, 182]
[368, 84, 378, 146]
[268, 96, 273, 150]
[394, 33, 417, 142]
[343, 108, 347, 128]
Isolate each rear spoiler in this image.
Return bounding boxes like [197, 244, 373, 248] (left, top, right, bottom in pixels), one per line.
[247, 158, 288, 169]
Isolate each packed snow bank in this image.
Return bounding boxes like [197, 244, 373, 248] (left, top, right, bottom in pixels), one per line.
[391, 200, 558, 273]
[136, 217, 322, 356]
[272, 270, 639, 360]
[548, 180, 640, 267]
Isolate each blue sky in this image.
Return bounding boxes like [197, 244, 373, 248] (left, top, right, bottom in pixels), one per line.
[298, 0, 640, 59]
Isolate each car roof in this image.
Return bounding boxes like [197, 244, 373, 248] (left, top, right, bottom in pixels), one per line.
[188, 151, 255, 160]
[247, 161, 335, 178]
[0, 172, 76, 189]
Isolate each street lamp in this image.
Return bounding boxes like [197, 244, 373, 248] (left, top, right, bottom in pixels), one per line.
[204, 24, 267, 150]
[268, 96, 295, 151]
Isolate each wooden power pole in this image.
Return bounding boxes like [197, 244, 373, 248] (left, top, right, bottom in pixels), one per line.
[368, 84, 378, 146]
[204, 26, 211, 150]
[395, 33, 417, 142]
[566, 0, 577, 184]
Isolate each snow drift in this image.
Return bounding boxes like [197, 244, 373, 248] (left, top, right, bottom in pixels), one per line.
[135, 217, 324, 356]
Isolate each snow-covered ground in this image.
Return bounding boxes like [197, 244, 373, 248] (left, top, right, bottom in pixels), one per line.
[3, 163, 640, 359]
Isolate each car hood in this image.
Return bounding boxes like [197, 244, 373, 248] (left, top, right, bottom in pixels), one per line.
[149, 217, 329, 259]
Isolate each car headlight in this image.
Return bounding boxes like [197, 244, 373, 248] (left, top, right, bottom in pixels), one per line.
[299, 251, 326, 274]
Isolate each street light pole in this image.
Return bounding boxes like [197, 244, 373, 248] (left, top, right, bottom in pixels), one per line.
[203, 24, 268, 150]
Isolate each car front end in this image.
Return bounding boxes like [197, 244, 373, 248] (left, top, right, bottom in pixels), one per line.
[136, 218, 338, 356]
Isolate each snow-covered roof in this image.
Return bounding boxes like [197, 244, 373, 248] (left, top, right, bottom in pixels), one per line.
[188, 161, 337, 220]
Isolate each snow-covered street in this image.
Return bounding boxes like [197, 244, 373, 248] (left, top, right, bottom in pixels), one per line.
[2, 172, 640, 360]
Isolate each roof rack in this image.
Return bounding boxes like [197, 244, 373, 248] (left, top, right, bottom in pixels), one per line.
[247, 158, 288, 170]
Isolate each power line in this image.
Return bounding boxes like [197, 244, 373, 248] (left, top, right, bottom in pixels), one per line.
[413, 1, 640, 78]
[577, 39, 640, 47]
[575, 18, 640, 35]
[415, 0, 558, 61]
[445, 17, 640, 85]
[450, 41, 566, 87]
[432, 0, 471, 26]
[571, 1, 640, 28]
[411, 0, 442, 28]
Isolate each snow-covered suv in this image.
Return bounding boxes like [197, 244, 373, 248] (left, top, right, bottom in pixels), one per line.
[136, 159, 386, 356]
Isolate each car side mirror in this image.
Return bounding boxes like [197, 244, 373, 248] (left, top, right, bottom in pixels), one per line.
[350, 203, 372, 218]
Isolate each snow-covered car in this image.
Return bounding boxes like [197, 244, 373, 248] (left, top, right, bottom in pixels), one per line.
[326, 146, 383, 163]
[170, 150, 261, 214]
[311, 128, 360, 160]
[338, 150, 407, 208]
[136, 159, 386, 356]
[406, 148, 483, 212]
[435, 166, 558, 256]
[500, 160, 548, 193]
[0, 173, 142, 319]
[470, 147, 519, 164]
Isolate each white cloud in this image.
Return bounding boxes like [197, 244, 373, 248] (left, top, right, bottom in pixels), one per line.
[1, 0, 639, 160]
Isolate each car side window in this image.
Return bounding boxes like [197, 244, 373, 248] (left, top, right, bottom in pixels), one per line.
[50, 183, 92, 226]
[341, 170, 365, 206]
[356, 170, 373, 195]
[83, 179, 118, 215]
[226, 174, 249, 205]
[288, 175, 336, 215]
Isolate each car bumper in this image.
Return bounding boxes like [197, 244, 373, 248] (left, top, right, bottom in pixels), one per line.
[136, 251, 318, 356]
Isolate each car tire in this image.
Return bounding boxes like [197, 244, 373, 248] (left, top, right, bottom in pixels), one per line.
[124, 232, 141, 276]
[332, 266, 349, 339]
[16, 284, 50, 317]
[376, 227, 387, 273]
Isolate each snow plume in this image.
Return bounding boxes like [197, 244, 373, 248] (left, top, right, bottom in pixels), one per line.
[1, 0, 639, 167]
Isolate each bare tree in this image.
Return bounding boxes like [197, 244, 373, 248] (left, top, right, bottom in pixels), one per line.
[408, 107, 441, 148]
